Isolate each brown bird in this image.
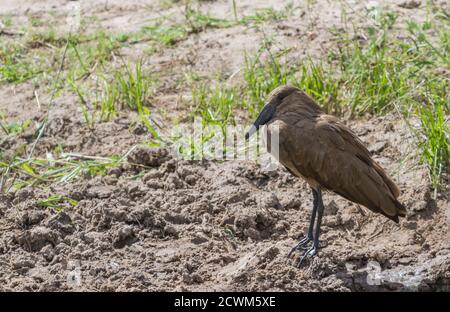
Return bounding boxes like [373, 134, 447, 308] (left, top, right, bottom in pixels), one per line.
[245, 85, 406, 266]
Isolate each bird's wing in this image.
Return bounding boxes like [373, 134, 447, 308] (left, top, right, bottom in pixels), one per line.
[275, 116, 405, 220]
[315, 116, 400, 198]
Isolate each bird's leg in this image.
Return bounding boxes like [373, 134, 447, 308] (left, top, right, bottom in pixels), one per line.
[297, 188, 324, 267]
[288, 188, 318, 257]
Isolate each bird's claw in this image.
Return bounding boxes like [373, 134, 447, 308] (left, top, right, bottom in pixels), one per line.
[287, 236, 312, 258]
[296, 245, 318, 267]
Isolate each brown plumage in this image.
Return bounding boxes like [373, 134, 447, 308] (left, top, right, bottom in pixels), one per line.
[245, 85, 406, 266]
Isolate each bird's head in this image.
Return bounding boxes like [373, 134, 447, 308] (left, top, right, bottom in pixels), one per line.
[245, 85, 298, 140]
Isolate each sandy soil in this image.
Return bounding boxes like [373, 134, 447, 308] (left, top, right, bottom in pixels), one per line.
[0, 0, 449, 291]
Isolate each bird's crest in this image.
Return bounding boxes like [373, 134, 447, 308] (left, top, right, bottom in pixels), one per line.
[267, 85, 299, 106]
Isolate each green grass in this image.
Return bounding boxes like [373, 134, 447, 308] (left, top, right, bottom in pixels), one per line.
[0, 40, 42, 84]
[243, 43, 295, 116]
[407, 80, 449, 193]
[296, 59, 340, 114]
[0, 5, 287, 190]
[116, 61, 151, 110]
[0, 152, 127, 192]
[1, 15, 13, 27]
[0, 112, 31, 135]
[133, 4, 294, 52]
[186, 8, 236, 31]
[174, 81, 240, 159]
[137, 9, 235, 52]
[0, 24, 126, 86]
[242, 42, 339, 116]
[37, 194, 78, 212]
[1, 4, 294, 84]
[69, 60, 159, 139]
[26, 27, 67, 48]
[143, 24, 186, 46]
[240, 4, 294, 25]
[331, 11, 408, 115]
[192, 83, 239, 127]
[29, 16, 45, 28]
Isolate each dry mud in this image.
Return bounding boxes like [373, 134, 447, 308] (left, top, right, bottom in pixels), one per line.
[1, 0, 449, 292]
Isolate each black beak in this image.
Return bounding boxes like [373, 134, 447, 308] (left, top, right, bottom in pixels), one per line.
[245, 103, 276, 141]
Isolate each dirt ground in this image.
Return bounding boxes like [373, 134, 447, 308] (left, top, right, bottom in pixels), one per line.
[1, 0, 449, 291]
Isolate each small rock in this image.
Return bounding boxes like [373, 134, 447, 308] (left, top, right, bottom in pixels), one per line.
[260, 246, 279, 262]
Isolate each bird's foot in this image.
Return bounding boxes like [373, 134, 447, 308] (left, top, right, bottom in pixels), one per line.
[287, 236, 313, 258]
[296, 245, 318, 267]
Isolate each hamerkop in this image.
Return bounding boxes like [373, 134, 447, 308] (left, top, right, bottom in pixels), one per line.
[245, 85, 406, 266]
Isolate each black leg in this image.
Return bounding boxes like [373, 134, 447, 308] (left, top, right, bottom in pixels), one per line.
[288, 188, 318, 257]
[297, 188, 324, 267]
[307, 188, 319, 241]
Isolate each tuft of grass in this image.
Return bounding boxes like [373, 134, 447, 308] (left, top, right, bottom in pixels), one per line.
[295, 59, 340, 115]
[64, 31, 123, 82]
[243, 41, 340, 115]
[116, 61, 151, 111]
[240, 4, 294, 25]
[192, 83, 239, 127]
[243, 43, 294, 116]
[0, 27, 125, 86]
[330, 10, 449, 190]
[408, 81, 449, 193]
[185, 8, 236, 31]
[69, 60, 159, 140]
[0, 113, 31, 135]
[137, 5, 294, 51]
[332, 11, 408, 115]
[0, 153, 127, 192]
[141, 24, 187, 48]
[140, 8, 234, 52]
[29, 16, 45, 28]
[37, 194, 78, 212]
[176, 75, 246, 160]
[0, 41, 42, 84]
[26, 27, 66, 48]
[2, 15, 13, 27]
